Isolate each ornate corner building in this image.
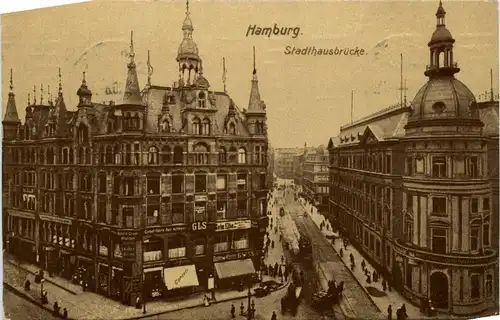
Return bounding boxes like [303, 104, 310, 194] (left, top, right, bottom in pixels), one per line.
[2, 2, 269, 306]
[327, 2, 498, 316]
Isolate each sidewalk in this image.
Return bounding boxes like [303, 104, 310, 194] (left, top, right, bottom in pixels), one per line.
[3, 196, 290, 320]
[301, 201, 465, 320]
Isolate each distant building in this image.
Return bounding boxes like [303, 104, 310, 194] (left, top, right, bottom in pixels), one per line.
[3, 2, 269, 306]
[302, 146, 329, 213]
[274, 147, 302, 179]
[327, 2, 498, 316]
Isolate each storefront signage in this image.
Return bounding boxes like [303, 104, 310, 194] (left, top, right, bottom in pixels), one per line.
[121, 243, 136, 261]
[144, 226, 187, 235]
[192, 222, 207, 231]
[39, 214, 72, 225]
[115, 230, 140, 241]
[8, 210, 36, 220]
[213, 250, 254, 262]
[216, 220, 251, 232]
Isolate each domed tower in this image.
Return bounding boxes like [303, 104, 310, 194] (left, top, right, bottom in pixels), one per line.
[395, 1, 497, 315]
[2, 69, 20, 141]
[177, 0, 201, 88]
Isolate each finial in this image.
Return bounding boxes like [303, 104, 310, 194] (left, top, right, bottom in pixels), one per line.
[490, 68, 494, 101]
[9, 68, 13, 92]
[82, 71, 86, 85]
[48, 85, 51, 104]
[222, 57, 227, 93]
[58, 68, 62, 94]
[40, 84, 44, 104]
[147, 50, 154, 86]
[33, 85, 37, 105]
[253, 46, 257, 75]
[186, 0, 189, 14]
[128, 31, 135, 66]
[404, 79, 407, 105]
[28, 93, 30, 106]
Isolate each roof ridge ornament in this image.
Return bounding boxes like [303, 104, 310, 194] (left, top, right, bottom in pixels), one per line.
[9, 68, 13, 92]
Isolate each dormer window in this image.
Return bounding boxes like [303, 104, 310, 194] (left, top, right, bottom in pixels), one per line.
[198, 91, 206, 109]
[229, 123, 236, 135]
[432, 101, 446, 113]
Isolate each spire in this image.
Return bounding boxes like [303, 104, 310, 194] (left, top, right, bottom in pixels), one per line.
[147, 50, 154, 87]
[247, 46, 265, 114]
[77, 71, 92, 106]
[40, 84, 44, 105]
[54, 75, 68, 137]
[58, 67, 63, 94]
[436, 0, 446, 25]
[33, 85, 37, 105]
[122, 30, 143, 105]
[3, 68, 20, 123]
[48, 85, 53, 105]
[182, 0, 193, 32]
[222, 57, 227, 93]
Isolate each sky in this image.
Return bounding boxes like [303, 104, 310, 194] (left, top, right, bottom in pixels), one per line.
[1, 0, 498, 148]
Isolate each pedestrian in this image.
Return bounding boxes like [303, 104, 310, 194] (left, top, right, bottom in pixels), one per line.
[281, 255, 285, 265]
[396, 308, 401, 320]
[339, 248, 343, 257]
[271, 311, 278, 320]
[63, 308, 68, 320]
[361, 259, 366, 270]
[278, 266, 283, 283]
[387, 305, 392, 320]
[53, 301, 59, 317]
[211, 289, 216, 301]
[284, 270, 288, 282]
[349, 253, 354, 263]
[401, 304, 407, 319]
[231, 303, 236, 318]
[240, 301, 245, 315]
[382, 279, 387, 291]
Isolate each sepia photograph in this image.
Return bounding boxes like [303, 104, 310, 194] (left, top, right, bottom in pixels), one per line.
[0, 0, 498, 319]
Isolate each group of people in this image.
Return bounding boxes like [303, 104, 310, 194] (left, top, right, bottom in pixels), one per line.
[387, 303, 408, 320]
[52, 301, 69, 319]
[326, 279, 344, 304]
[25, 270, 69, 318]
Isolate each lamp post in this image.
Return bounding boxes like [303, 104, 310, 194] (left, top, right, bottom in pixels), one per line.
[40, 278, 45, 302]
[142, 271, 147, 314]
[246, 277, 252, 320]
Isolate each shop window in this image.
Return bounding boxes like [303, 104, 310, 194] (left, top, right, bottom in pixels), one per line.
[431, 228, 447, 254]
[431, 197, 447, 216]
[167, 235, 186, 258]
[193, 236, 206, 256]
[214, 234, 229, 253]
[123, 207, 134, 228]
[143, 238, 163, 262]
[232, 231, 249, 250]
[195, 174, 207, 193]
[237, 173, 247, 191]
[194, 202, 206, 222]
[216, 174, 227, 191]
[172, 175, 184, 194]
[172, 203, 185, 224]
[216, 201, 226, 220]
[432, 156, 447, 178]
[471, 274, 480, 300]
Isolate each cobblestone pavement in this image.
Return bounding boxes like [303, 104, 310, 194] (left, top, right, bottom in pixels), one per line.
[3, 286, 57, 320]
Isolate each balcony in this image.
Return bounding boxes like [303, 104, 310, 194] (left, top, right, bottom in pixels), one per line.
[393, 239, 498, 267]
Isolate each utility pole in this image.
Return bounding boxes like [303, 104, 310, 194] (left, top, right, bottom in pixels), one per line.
[398, 54, 408, 106]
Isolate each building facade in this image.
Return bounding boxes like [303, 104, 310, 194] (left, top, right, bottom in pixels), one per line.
[302, 147, 329, 213]
[274, 147, 301, 179]
[2, 3, 269, 306]
[328, 2, 498, 316]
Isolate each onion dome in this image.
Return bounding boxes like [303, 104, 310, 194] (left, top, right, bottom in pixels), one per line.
[429, 1, 454, 46]
[177, 0, 200, 61]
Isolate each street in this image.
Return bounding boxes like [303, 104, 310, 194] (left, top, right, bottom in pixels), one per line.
[3, 287, 56, 320]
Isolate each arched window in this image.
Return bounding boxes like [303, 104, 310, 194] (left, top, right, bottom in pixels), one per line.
[238, 148, 246, 164]
[161, 120, 170, 133]
[218, 147, 227, 164]
[78, 147, 85, 164]
[193, 143, 209, 165]
[148, 146, 159, 165]
[77, 124, 89, 145]
[161, 146, 171, 164]
[192, 118, 201, 135]
[202, 118, 211, 135]
[174, 146, 184, 165]
[229, 122, 236, 135]
[134, 114, 140, 129]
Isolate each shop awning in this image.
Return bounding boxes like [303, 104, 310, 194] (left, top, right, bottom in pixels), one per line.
[215, 259, 255, 279]
[164, 265, 199, 290]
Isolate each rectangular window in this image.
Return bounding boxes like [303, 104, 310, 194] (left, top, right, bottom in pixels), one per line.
[124, 177, 134, 196]
[237, 173, 247, 191]
[431, 228, 447, 254]
[259, 173, 266, 190]
[483, 198, 490, 211]
[172, 175, 184, 194]
[172, 203, 185, 224]
[471, 198, 478, 214]
[195, 174, 207, 193]
[483, 218, 490, 247]
[471, 274, 480, 300]
[214, 234, 229, 253]
[406, 156, 414, 175]
[470, 226, 480, 251]
[237, 199, 247, 217]
[216, 201, 226, 220]
[432, 197, 447, 216]
[385, 155, 391, 174]
[123, 207, 134, 228]
[194, 202, 206, 222]
[216, 175, 227, 191]
[432, 156, 447, 178]
[147, 176, 160, 194]
[467, 156, 479, 177]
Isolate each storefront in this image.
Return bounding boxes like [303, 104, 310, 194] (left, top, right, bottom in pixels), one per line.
[214, 257, 256, 289]
[75, 256, 95, 291]
[163, 264, 200, 298]
[110, 265, 124, 301]
[59, 249, 74, 280]
[98, 263, 110, 295]
[144, 266, 164, 299]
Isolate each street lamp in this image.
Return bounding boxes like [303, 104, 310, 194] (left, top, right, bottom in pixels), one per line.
[142, 271, 147, 314]
[246, 277, 252, 320]
[40, 278, 45, 303]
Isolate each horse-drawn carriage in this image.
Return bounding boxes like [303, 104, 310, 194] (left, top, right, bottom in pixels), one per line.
[298, 233, 313, 262]
[281, 282, 302, 316]
[312, 280, 343, 311]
